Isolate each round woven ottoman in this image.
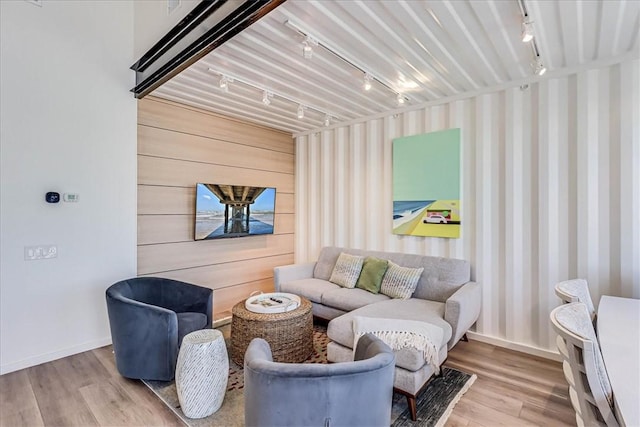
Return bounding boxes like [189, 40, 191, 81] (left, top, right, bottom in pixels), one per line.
[175, 329, 228, 419]
[230, 296, 313, 366]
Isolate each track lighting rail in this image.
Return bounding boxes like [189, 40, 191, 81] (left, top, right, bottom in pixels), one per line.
[284, 20, 409, 104]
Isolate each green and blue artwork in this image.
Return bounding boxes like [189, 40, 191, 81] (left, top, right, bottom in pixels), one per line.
[392, 128, 461, 238]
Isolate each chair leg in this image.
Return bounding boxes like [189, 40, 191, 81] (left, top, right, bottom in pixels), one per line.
[406, 395, 417, 421]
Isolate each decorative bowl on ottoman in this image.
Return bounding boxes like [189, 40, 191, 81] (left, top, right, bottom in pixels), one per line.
[245, 292, 301, 313]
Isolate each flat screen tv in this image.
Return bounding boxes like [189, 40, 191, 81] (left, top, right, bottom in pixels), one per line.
[195, 183, 276, 240]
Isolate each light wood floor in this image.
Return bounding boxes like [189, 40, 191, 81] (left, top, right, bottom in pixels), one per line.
[0, 330, 575, 427]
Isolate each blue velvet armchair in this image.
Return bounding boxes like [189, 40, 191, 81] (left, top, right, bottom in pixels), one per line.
[244, 333, 395, 427]
[105, 277, 213, 381]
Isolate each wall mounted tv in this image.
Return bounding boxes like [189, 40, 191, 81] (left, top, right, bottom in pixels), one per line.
[195, 183, 276, 240]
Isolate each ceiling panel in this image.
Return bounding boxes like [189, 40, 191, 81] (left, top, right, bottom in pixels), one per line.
[151, 0, 640, 135]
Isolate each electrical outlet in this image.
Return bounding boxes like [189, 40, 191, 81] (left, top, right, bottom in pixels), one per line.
[24, 245, 57, 260]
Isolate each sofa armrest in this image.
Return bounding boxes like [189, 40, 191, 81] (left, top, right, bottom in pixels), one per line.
[273, 262, 316, 292]
[445, 281, 481, 349]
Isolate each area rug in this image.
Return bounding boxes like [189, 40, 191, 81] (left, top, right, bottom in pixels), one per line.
[144, 325, 475, 427]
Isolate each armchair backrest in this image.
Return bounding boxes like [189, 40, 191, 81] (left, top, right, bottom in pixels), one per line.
[107, 277, 213, 325]
[244, 333, 395, 427]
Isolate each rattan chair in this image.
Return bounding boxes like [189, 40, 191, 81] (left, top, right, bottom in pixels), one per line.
[550, 303, 619, 427]
[555, 279, 596, 321]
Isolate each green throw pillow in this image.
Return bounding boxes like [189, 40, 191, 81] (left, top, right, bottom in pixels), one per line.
[356, 257, 389, 294]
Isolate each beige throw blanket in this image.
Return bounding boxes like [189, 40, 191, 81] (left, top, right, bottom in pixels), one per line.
[353, 316, 444, 372]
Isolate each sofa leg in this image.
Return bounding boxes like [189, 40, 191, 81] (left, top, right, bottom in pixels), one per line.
[461, 333, 469, 342]
[406, 395, 417, 421]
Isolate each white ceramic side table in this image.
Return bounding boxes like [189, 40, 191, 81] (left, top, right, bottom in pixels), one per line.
[175, 329, 229, 419]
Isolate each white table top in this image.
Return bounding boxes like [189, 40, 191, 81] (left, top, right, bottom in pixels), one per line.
[597, 296, 640, 427]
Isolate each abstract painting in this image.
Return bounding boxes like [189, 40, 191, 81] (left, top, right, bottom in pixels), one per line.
[392, 128, 461, 238]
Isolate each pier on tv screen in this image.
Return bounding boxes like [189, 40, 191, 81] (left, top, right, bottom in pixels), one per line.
[195, 183, 276, 240]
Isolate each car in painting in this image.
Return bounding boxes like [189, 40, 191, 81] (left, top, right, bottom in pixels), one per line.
[423, 214, 448, 224]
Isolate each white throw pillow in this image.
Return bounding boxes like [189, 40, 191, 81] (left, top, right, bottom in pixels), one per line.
[329, 252, 364, 288]
[379, 261, 423, 299]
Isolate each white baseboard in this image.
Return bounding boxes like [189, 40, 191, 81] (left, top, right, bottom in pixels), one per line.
[213, 316, 232, 328]
[0, 336, 112, 375]
[466, 331, 562, 362]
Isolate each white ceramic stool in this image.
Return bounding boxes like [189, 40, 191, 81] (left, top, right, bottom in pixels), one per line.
[175, 329, 229, 419]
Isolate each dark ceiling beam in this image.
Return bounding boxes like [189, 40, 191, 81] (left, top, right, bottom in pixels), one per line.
[130, 0, 286, 99]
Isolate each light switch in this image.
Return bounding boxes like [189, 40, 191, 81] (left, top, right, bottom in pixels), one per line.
[63, 193, 79, 202]
[24, 245, 57, 260]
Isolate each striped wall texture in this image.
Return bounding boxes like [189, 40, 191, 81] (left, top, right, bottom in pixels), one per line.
[295, 59, 639, 353]
[137, 97, 295, 317]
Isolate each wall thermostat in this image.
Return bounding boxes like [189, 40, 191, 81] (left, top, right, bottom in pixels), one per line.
[45, 192, 60, 203]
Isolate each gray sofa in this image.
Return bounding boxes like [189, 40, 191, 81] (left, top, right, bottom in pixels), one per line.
[274, 246, 481, 420]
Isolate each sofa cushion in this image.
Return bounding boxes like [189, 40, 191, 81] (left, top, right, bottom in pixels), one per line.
[379, 261, 423, 299]
[314, 247, 470, 302]
[327, 298, 452, 347]
[279, 278, 340, 304]
[321, 288, 390, 312]
[314, 246, 344, 280]
[356, 257, 388, 294]
[353, 316, 444, 371]
[327, 299, 452, 371]
[329, 252, 364, 288]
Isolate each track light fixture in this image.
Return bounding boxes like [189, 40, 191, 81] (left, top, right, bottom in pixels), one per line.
[262, 90, 273, 106]
[517, 0, 547, 77]
[285, 20, 410, 106]
[396, 93, 406, 106]
[534, 57, 546, 76]
[208, 68, 336, 124]
[302, 35, 317, 59]
[219, 75, 233, 92]
[521, 19, 534, 43]
[363, 73, 373, 91]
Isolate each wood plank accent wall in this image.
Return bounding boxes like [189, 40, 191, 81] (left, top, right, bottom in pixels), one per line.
[137, 97, 295, 318]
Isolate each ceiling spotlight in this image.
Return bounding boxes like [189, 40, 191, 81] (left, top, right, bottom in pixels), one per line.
[262, 90, 273, 106]
[324, 114, 331, 127]
[396, 93, 406, 106]
[219, 75, 232, 92]
[297, 104, 305, 119]
[363, 73, 373, 91]
[534, 57, 547, 76]
[302, 35, 317, 59]
[521, 19, 534, 43]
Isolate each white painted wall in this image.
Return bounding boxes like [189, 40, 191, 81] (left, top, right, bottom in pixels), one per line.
[295, 59, 640, 355]
[134, 0, 201, 59]
[0, 1, 137, 374]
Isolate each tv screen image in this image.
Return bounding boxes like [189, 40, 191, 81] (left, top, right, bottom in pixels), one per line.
[195, 183, 276, 240]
